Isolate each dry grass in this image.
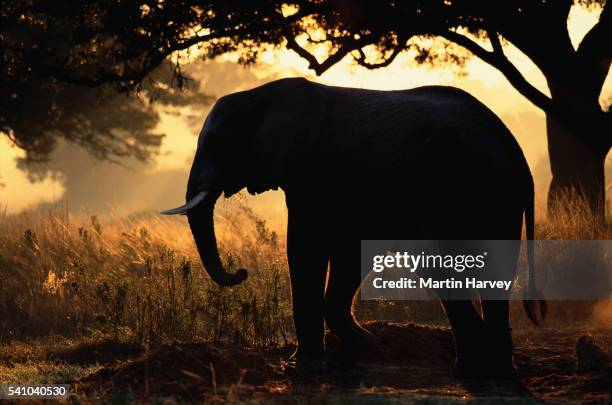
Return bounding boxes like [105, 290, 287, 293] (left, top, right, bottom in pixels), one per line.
[0, 193, 611, 404]
[536, 190, 612, 240]
[0, 192, 610, 349]
[0, 199, 292, 347]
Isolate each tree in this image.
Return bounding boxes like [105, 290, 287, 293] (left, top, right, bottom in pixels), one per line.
[1, 2, 210, 164]
[2, 1, 610, 217]
[2, 54, 211, 165]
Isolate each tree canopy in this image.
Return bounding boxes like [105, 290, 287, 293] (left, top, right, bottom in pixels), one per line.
[1, 2, 212, 163]
[1, 0, 610, 160]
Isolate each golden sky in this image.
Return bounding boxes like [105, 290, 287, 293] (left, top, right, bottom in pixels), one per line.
[1, 5, 610, 215]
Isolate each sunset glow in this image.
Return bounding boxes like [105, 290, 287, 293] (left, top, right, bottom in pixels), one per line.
[1, 5, 609, 214]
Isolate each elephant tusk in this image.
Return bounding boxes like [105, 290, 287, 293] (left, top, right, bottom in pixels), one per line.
[160, 191, 208, 215]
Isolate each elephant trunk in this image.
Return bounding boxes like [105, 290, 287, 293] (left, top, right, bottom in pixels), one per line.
[187, 191, 248, 287]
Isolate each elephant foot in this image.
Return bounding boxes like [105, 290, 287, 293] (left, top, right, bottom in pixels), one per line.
[453, 327, 518, 380]
[486, 362, 517, 379]
[483, 327, 517, 379]
[452, 361, 488, 379]
[453, 359, 517, 380]
[325, 325, 378, 369]
[452, 322, 488, 379]
[282, 348, 326, 376]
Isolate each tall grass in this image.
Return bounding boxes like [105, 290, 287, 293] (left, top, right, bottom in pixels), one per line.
[0, 192, 610, 348]
[0, 200, 292, 347]
[536, 190, 612, 240]
[530, 192, 612, 326]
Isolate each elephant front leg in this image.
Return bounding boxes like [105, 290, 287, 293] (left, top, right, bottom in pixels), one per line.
[286, 196, 329, 370]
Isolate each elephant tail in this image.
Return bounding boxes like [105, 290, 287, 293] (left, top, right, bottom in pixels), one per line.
[522, 185, 547, 325]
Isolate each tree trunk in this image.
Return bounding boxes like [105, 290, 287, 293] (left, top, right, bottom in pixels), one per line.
[546, 115, 606, 218]
[546, 79, 608, 221]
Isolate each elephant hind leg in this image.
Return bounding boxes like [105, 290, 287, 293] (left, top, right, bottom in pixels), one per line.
[481, 300, 516, 378]
[440, 299, 488, 377]
[324, 252, 374, 351]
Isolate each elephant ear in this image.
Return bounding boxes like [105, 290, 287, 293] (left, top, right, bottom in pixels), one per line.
[246, 78, 331, 194]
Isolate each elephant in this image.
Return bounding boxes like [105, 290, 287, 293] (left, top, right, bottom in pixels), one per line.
[161, 77, 546, 378]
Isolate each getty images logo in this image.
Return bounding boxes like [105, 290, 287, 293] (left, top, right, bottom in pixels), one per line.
[372, 251, 488, 273]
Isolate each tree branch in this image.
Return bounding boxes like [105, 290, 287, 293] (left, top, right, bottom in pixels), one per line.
[280, 8, 370, 77]
[440, 30, 555, 114]
[353, 38, 407, 69]
[31, 30, 243, 88]
[439, 29, 610, 150]
[577, 0, 611, 57]
[285, 34, 360, 75]
[487, 28, 503, 55]
[576, 0, 611, 98]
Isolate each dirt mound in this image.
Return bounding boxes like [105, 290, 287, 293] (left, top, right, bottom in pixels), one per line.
[575, 335, 612, 372]
[77, 341, 286, 401]
[74, 324, 612, 403]
[52, 339, 143, 365]
[76, 322, 453, 400]
[362, 322, 454, 367]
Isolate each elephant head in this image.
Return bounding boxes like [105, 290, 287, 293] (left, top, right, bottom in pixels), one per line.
[161, 78, 328, 286]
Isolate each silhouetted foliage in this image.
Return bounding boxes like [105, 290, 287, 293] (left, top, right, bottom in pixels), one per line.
[1, 1, 610, 211]
[1, 2, 212, 163]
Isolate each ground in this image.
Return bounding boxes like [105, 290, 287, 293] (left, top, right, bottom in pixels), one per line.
[3, 322, 602, 403]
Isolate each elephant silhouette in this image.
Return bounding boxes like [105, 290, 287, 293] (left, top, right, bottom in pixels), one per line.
[162, 78, 545, 378]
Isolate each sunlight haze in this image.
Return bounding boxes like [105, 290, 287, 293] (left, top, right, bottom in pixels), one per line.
[1, 5, 610, 218]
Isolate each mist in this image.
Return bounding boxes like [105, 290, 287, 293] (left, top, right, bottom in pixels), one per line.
[4, 61, 285, 227]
